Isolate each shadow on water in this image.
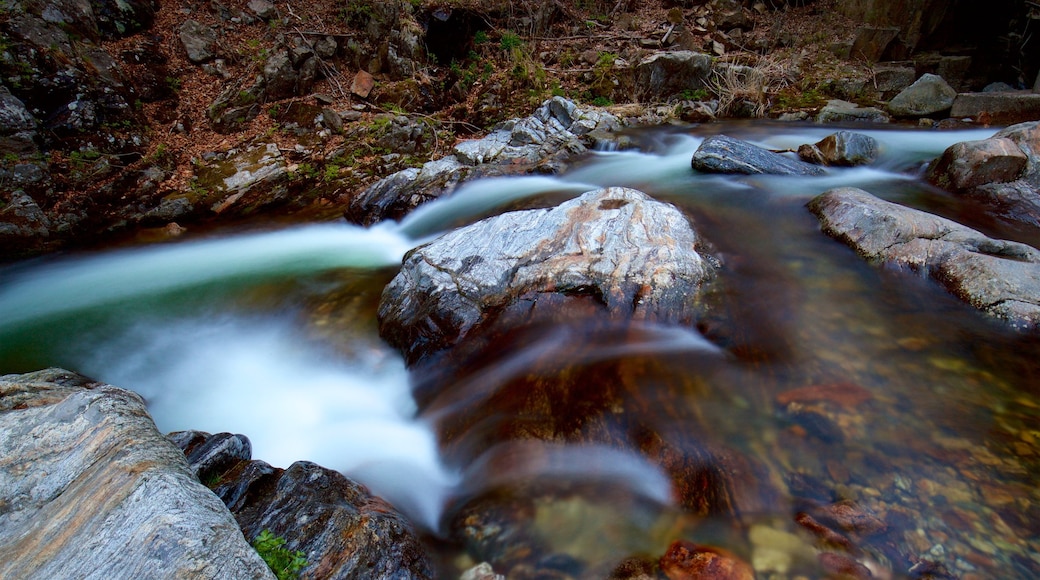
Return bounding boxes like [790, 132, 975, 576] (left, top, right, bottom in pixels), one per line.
[1, 123, 1039, 577]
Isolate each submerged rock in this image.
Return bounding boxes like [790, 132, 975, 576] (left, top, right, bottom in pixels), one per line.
[692, 134, 825, 176]
[0, 369, 274, 579]
[170, 431, 436, 580]
[378, 187, 718, 365]
[808, 187, 1040, 330]
[798, 131, 880, 167]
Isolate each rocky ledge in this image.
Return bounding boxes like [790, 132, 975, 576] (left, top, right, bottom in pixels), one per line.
[808, 187, 1040, 331]
[378, 186, 718, 365]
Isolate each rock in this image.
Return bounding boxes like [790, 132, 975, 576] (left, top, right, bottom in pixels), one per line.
[808, 187, 1040, 330]
[950, 92, 1040, 125]
[850, 25, 900, 62]
[873, 63, 917, 99]
[460, 562, 506, 580]
[345, 98, 622, 226]
[179, 20, 218, 63]
[692, 134, 825, 176]
[0, 369, 274, 579]
[190, 143, 290, 215]
[818, 553, 873, 580]
[247, 0, 276, 19]
[180, 431, 253, 482]
[926, 138, 1027, 191]
[214, 459, 435, 579]
[817, 99, 891, 124]
[888, 73, 957, 117]
[378, 187, 718, 365]
[351, 70, 375, 98]
[659, 540, 755, 580]
[634, 51, 712, 102]
[797, 131, 880, 167]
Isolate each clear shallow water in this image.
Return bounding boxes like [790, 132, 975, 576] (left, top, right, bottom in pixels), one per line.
[1, 123, 1038, 577]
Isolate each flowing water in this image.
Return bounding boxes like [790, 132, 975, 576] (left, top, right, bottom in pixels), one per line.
[1, 123, 1038, 578]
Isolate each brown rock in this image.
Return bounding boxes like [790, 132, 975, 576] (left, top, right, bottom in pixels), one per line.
[820, 500, 888, 537]
[819, 552, 874, 579]
[927, 137, 1027, 192]
[794, 512, 854, 550]
[351, 70, 375, 99]
[950, 92, 1040, 126]
[850, 26, 900, 62]
[660, 540, 754, 580]
[776, 382, 874, 408]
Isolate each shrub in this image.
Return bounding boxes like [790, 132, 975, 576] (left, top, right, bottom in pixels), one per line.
[252, 530, 308, 580]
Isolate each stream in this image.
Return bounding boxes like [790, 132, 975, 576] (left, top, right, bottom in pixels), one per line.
[1, 122, 1038, 578]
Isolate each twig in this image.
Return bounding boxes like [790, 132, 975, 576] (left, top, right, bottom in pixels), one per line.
[661, 23, 676, 46]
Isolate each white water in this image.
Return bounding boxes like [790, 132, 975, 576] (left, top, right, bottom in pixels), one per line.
[0, 124, 998, 533]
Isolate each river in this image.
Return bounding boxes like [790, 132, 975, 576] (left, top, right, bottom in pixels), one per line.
[1, 122, 1037, 578]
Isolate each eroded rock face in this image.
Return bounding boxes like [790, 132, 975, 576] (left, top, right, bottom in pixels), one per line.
[808, 187, 1040, 330]
[692, 134, 825, 176]
[0, 369, 274, 580]
[378, 187, 718, 365]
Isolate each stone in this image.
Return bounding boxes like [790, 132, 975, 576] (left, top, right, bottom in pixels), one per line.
[816, 99, 891, 124]
[888, 73, 957, 117]
[345, 98, 622, 226]
[0, 369, 274, 579]
[692, 134, 825, 175]
[191, 143, 290, 215]
[218, 460, 434, 579]
[797, 131, 880, 167]
[808, 187, 1040, 330]
[246, 0, 276, 19]
[850, 25, 900, 62]
[926, 138, 1027, 191]
[634, 51, 712, 102]
[950, 92, 1040, 125]
[351, 70, 375, 98]
[873, 63, 917, 98]
[179, 20, 218, 63]
[659, 540, 754, 580]
[378, 187, 718, 365]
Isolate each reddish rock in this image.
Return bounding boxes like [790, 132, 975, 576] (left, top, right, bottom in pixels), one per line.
[794, 512, 854, 550]
[822, 500, 888, 537]
[776, 382, 874, 408]
[819, 552, 874, 579]
[926, 137, 1027, 192]
[950, 92, 1040, 126]
[659, 540, 754, 580]
[351, 70, 375, 98]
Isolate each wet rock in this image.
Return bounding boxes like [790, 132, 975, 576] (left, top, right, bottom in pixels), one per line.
[379, 187, 717, 365]
[692, 134, 825, 176]
[345, 98, 622, 226]
[808, 187, 1040, 331]
[950, 92, 1040, 125]
[178, 431, 253, 482]
[818, 500, 888, 537]
[0, 369, 274, 579]
[634, 51, 712, 102]
[817, 100, 891, 124]
[797, 131, 880, 167]
[776, 382, 874, 408]
[220, 460, 435, 579]
[659, 540, 754, 580]
[794, 512, 854, 550]
[926, 138, 1027, 191]
[818, 552, 874, 580]
[460, 562, 506, 580]
[888, 74, 957, 118]
[179, 20, 219, 63]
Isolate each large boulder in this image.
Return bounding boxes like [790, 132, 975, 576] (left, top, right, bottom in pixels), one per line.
[887, 73, 957, 117]
[797, 131, 880, 167]
[633, 51, 712, 102]
[692, 134, 825, 176]
[926, 138, 1027, 191]
[0, 369, 275, 579]
[170, 430, 435, 580]
[949, 92, 1040, 125]
[378, 187, 718, 365]
[808, 188, 1040, 330]
[926, 121, 1040, 229]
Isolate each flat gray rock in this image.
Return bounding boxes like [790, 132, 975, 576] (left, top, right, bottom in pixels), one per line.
[0, 369, 274, 580]
[378, 187, 718, 364]
[692, 134, 825, 176]
[808, 188, 1040, 331]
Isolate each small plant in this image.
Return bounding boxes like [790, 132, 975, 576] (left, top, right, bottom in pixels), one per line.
[591, 95, 613, 106]
[252, 530, 307, 580]
[499, 31, 523, 52]
[679, 88, 710, 101]
[473, 30, 488, 45]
